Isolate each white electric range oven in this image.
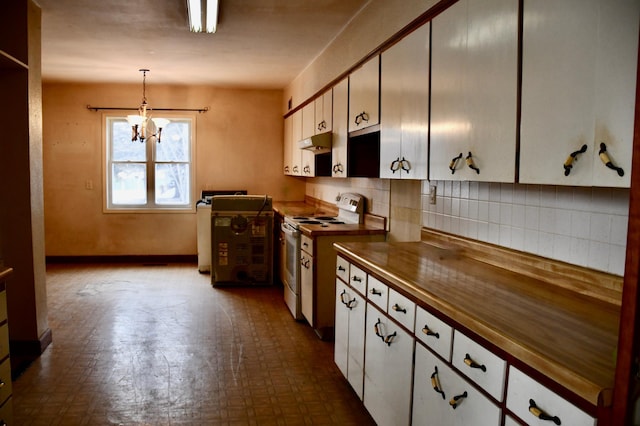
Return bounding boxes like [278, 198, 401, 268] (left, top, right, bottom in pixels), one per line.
[280, 193, 365, 320]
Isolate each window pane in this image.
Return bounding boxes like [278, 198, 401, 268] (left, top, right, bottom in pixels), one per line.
[112, 163, 147, 205]
[156, 121, 190, 162]
[111, 119, 146, 161]
[155, 163, 190, 205]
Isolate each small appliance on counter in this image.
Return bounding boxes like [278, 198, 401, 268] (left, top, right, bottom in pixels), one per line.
[196, 190, 247, 273]
[211, 194, 273, 286]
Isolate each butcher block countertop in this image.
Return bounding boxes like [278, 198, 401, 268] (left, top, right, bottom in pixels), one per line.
[0, 267, 12, 281]
[334, 229, 623, 409]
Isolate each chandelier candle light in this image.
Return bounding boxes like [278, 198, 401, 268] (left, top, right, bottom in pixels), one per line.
[127, 69, 170, 143]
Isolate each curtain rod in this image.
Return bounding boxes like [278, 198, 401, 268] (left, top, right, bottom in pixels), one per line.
[86, 105, 209, 113]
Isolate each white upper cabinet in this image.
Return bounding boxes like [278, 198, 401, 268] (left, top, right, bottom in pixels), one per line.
[380, 23, 430, 180]
[430, 0, 518, 182]
[519, 0, 639, 187]
[302, 102, 316, 140]
[301, 103, 316, 176]
[349, 55, 380, 132]
[332, 78, 349, 177]
[315, 89, 332, 134]
[283, 115, 293, 175]
[290, 110, 303, 176]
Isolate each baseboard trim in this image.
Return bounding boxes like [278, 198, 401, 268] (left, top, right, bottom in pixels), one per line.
[46, 254, 198, 264]
[10, 328, 53, 379]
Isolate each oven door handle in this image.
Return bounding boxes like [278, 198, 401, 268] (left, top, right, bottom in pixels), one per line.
[281, 222, 300, 237]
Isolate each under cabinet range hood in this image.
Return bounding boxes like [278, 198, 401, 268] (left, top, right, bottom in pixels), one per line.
[298, 132, 332, 153]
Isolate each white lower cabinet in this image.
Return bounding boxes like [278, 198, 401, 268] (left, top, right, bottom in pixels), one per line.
[334, 279, 366, 399]
[413, 343, 501, 426]
[364, 303, 414, 426]
[506, 366, 596, 426]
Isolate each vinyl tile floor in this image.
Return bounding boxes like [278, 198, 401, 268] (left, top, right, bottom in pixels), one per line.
[12, 263, 376, 425]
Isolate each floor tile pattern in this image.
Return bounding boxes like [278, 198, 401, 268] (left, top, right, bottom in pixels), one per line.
[12, 263, 375, 425]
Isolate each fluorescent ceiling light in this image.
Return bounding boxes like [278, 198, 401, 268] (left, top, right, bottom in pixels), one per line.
[187, 0, 218, 33]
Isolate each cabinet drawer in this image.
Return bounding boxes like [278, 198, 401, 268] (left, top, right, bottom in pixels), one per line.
[336, 256, 350, 283]
[506, 366, 596, 426]
[301, 234, 313, 254]
[349, 265, 367, 295]
[388, 289, 415, 332]
[415, 305, 453, 361]
[413, 342, 501, 426]
[0, 291, 6, 323]
[0, 325, 8, 362]
[0, 395, 12, 426]
[0, 359, 11, 407]
[452, 330, 506, 402]
[366, 275, 388, 311]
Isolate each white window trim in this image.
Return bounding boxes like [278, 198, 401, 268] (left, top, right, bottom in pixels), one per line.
[102, 112, 197, 213]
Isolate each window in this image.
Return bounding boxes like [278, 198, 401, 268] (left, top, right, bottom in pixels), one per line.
[105, 115, 194, 211]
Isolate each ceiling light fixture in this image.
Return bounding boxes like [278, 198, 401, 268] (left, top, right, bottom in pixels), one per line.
[187, 0, 219, 33]
[126, 69, 169, 143]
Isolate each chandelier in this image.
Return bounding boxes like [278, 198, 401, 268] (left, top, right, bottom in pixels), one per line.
[126, 69, 169, 143]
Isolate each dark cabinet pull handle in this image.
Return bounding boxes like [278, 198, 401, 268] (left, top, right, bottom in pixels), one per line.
[284, 166, 290, 173]
[337, 265, 346, 272]
[354, 111, 370, 126]
[352, 276, 362, 282]
[529, 399, 562, 425]
[449, 153, 463, 174]
[599, 142, 624, 177]
[369, 288, 382, 296]
[400, 157, 411, 172]
[390, 157, 401, 173]
[332, 163, 344, 174]
[463, 353, 486, 372]
[449, 391, 468, 409]
[374, 318, 384, 340]
[422, 324, 440, 339]
[383, 331, 397, 346]
[373, 318, 396, 345]
[431, 366, 446, 399]
[391, 303, 406, 314]
[340, 289, 356, 310]
[563, 144, 588, 176]
[293, 165, 299, 173]
[317, 120, 327, 131]
[303, 165, 311, 174]
[466, 152, 480, 174]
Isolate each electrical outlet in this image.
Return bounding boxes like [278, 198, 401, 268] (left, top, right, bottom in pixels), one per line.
[429, 185, 437, 204]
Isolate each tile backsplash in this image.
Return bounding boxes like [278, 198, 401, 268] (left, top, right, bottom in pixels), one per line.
[422, 181, 630, 276]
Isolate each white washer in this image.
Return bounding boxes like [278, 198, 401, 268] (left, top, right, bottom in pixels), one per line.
[196, 201, 212, 272]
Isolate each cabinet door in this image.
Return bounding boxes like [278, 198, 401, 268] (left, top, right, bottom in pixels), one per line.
[332, 78, 349, 177]
[347, 287, 366, 400]
[364, 304, 414, 426]
[335, 280, 350, 379]
[283, 115, 293, 175]
[291, 110, 303, 175]
[349, 55, 380, 132]
[316, 90, 333, 133]
[380, 23, 430, 180]
[301, 103, 316, 176]
[300, 252, 313, 324]
[430, 0, 518, 182]
[413, 343, 501, 426]
[519, 0, 638, 187]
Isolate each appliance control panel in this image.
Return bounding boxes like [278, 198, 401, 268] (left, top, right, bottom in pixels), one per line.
[336, 193, 364, 214]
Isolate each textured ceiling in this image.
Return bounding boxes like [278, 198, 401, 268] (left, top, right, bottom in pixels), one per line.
[35, 0, 369, 88]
